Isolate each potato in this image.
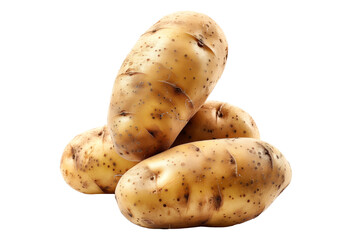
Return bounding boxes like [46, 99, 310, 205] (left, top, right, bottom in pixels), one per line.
[115, 138, 291, 228]
[108, 11, 228, 161]
[61, 101, 259, 194]
[172, 100, 260, 146]
[60, 126, 137, 194]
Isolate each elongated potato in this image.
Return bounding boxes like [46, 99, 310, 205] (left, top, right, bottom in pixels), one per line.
[108, 11, 228, 161]
[172, 100, 260, 146]
[61, 101, 259, 194]
[60, 126, 137, 194]
[115, 138, 291, 228]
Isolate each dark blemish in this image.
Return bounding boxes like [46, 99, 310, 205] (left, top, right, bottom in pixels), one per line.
[184, 193, 189, 202]
[123, 68, 143, 76]
[200, 218, 210, 225]
[94, 180, 112, 193]
[216, 103, 225, 119]
[146, 128, 157, 138]
[82, 181, 88, 188]
[127, 209, 133, 218]
[119, 110, 131, 116]
[213, 195, 222, 210]
[278, 183, 289, 195]
[174, 87, 182, 93]
[229, 155, 235, 165]
[70, 146, 76, 160]
[197, 39, 204, 47]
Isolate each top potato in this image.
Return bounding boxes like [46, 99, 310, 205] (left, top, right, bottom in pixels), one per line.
[108, 11, 228, 161]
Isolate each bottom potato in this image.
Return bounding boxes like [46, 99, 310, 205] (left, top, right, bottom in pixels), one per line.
[115, 138, 291, 228]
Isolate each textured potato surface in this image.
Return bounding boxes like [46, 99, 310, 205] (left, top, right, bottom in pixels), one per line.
[115, 138, 291, 228]
[61, 101, 259, 194]
[60, 126, 137, 194]
[108, 11, 228, 161]
[172, 100, 260, 146]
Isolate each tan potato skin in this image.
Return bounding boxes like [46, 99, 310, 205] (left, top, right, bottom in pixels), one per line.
[61, 101, 259, 194]
[108, 11, 228, 161]
[172, 100, 260, 146]
[115, 138, 291, 228]
[60, 126, 137, 194]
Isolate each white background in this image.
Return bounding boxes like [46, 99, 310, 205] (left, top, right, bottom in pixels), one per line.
[1, 0, 359, 239]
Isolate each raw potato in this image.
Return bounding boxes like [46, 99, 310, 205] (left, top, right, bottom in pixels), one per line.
[115, 138, 291, 228]
[60, 126, 137, 194]
[108, 11, 228, 161]
[172, 100, 260, 146]
[61, 101, 259, 194]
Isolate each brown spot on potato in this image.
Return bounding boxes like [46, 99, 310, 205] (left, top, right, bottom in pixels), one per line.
[216, 103, 225, 119]
[212, 195, 222, 210]
[184, 193, 189, 202]
[229, 155, 235, 164]
[127, 209, 133, 218]
[97, 130, 103, 136]
[146, 128, 157, 138]
[118, 110, 131, 116]
[142, 218, 155, 226]
[197, 39, 204, 47]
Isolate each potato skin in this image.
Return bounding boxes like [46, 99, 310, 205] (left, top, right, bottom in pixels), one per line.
[61, 101, 259, 194]
[60, 126, 137, 194]
[172, 100, 260, 146]
[108, 11, 228, 161]
[115, 138, 291, 228]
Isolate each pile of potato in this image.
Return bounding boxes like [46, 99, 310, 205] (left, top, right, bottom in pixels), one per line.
[61, 11, 291, 229]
